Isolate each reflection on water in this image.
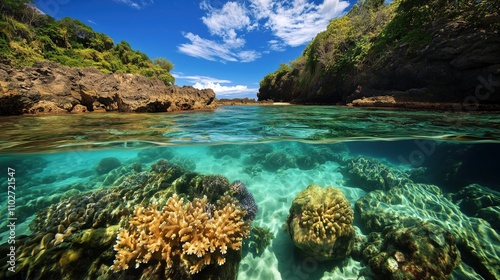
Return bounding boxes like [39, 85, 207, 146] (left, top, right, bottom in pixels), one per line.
[1, 106, 499, 153]
[0, 106, 499, 279]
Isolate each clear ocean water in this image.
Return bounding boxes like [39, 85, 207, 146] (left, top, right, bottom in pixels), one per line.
[0, 105, 499, 279]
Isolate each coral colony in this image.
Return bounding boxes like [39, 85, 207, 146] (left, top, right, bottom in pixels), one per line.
[111, 194, 251, 274]
[230, 180, 258, 221]
[286, 184, 355, 261]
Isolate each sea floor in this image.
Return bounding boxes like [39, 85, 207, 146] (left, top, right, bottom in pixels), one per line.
[0, 141, 498, 279]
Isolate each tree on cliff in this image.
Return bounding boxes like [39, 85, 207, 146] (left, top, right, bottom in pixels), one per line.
[0, 0, 175, 86]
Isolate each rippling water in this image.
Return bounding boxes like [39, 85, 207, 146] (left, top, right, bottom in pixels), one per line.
[0, 105, 499, 279]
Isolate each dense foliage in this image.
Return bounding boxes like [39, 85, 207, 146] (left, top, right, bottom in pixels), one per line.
[258, 0, 499, 102]
[0, 0, 174, 85]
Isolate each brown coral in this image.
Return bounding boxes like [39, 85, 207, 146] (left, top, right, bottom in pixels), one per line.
[287, 184, 355, 260]
[111, 194, 251, 274]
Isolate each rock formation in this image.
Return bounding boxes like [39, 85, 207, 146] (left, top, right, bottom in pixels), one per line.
[0, 62, 217, 115]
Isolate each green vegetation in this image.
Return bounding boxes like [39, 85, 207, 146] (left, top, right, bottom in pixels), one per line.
[258, 0, 499, 102]
[0, 0, 174, 85]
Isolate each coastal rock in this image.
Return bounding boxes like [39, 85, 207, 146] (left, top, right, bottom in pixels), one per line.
[0, 62, 217, 115]
[286, 184, 355, 261]
[346, 21, 500, 107]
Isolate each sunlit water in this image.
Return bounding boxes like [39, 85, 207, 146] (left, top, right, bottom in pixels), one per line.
[0, 105, 499, 279]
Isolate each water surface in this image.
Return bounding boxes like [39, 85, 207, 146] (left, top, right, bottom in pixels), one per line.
[0, 105, 499, 279]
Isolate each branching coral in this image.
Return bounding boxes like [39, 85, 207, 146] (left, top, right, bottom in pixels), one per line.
[111, 194, 251, 274]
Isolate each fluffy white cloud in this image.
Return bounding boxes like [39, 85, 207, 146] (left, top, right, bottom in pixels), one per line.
[202, 2, 250, 39]
[179, 0, 349, 62]
[193, 82, 255, 95]
[174, 74, 258, 97]
[113, 0, 154, 9]
[178, 33, 259, 63]
[262, 0, 349, 46]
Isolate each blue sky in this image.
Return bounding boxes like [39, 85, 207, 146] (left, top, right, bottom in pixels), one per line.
[34, 0, 353, 99]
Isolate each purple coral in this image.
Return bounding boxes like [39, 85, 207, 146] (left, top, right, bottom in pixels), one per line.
[231, 180, 258, 221]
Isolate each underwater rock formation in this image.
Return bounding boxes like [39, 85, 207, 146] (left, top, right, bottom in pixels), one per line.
[451, 184, 500, 232]
[95, 157, 122, 175]
[262, 151, 295, 171]
[356, 182, 500, 280]
[341, 156, 412, 192]
[111, 194, 251, 275]
[0, 160, 254, 279]
[287, 184, 354, 261]
[360, 222, 460, 280]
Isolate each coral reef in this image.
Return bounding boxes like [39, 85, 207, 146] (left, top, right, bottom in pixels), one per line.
[230, 181, 258, 221]
[262, 151, 294, 171]
[96, 157, 122, 175]
[0, 160, 254, 279]
[287, 184, 355, 260]
[360, 222, 460, 280]
[246, 226, 274, 255]
[341, 156, 412, 192]
[173, 173, 231, 204]
[111, 194, 251, 274]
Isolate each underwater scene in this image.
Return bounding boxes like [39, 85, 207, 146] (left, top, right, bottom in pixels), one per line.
[0, 105, 499, 280]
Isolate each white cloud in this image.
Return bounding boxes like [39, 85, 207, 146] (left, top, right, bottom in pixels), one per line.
[268, 39, 285, 51]
[174, 73, 258, 97]
[87, 20, 97, 25]
[112, 0, 153, 9]
[173, 74, 231, 85]
[194, 82, 256, 96]
[179, 0, 349, 62]
[202, 2, 250, 40]
[178, 33, 259, 63]
[262, 0, 350, 46]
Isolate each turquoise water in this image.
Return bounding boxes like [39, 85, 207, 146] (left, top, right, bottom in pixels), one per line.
[0, 105, 499, 279]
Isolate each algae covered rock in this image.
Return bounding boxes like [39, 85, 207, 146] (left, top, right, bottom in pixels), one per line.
[95, 157, 121, 175]
[286, 184, 354, 261]
[360, 222, 460, 280]
[356, 182, 500, 280]
[341, 156, 411, 192]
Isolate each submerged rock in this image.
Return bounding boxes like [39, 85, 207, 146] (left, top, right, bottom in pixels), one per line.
[341, 156, 412, 192]
[356, 182, 500, 280]
[286, 184, 355, 261]
[451, 184, 500, 232]
[360, 222, 460, 280]
[95, 157, 121, 175]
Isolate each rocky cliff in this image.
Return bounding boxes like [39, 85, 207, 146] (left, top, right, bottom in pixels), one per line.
[258, 0, 500, 109]
[343, 19, 500, 108]
[0, 62, 217, 115]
